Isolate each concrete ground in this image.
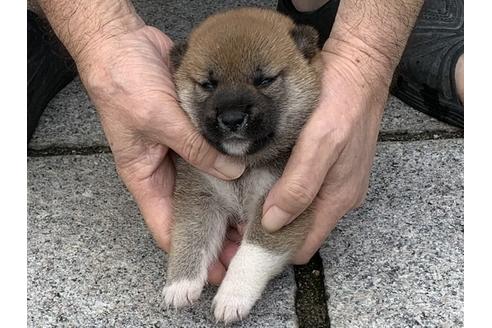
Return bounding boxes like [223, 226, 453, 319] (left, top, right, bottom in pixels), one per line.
[27, 1, 464, 327]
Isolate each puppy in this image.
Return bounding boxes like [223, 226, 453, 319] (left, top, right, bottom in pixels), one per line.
[163, 7, 322, 323]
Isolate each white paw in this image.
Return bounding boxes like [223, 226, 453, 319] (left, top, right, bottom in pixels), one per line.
[212, 284, 259, 323]
[211, 243, 289, 323]
[162, 279, 204, 309]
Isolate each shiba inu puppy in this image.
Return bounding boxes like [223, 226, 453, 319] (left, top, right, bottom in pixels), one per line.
[163, 7, 321, 323]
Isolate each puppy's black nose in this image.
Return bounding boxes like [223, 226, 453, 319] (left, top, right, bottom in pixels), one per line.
[217, 111, 248, 132]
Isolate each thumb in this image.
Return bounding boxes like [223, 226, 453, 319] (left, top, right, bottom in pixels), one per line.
[262, 112, 344, 232]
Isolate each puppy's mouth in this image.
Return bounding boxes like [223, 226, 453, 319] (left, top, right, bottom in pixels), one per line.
[200, 115, 276, 157]
[222, 133, 248, 142]
[219, 132, 274, 156]
[221, 138, 251, 156]
[247, 132, 275, 154]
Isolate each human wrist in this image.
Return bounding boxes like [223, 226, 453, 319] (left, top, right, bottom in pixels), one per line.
[321, 37, 395, 92]
[318, 45, 391, 118]
[37, 0, 144, 63]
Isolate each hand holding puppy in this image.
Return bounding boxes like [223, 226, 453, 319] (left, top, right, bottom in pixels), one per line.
[262, 48, 387, 263]
[78, 26, 246, 284]
[262, 0, 424, 262]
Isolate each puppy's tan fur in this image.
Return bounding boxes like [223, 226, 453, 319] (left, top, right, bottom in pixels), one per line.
[163, 8, 322, 323]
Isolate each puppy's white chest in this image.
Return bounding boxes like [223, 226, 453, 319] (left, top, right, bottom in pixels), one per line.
[205, 168, 277, 220]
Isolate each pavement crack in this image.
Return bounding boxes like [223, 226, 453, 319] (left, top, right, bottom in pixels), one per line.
[27, 146, 111, 157]
[378, 129, 463, 142]
[293, 251, 330, 328]
[27, 129, 463, 158]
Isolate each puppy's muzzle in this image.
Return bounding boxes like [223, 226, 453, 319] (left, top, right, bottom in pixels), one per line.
[214, 88, 254, 134]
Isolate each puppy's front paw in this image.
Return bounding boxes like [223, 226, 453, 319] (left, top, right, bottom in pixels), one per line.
[162, 279, 204, 309]
[212, 283, 258, 323]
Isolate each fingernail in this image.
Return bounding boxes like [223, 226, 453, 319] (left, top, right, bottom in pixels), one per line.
[214, 155, 245, 179]
[262, 206, 292, 232]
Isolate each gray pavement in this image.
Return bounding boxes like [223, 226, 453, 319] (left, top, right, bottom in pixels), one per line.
[27, 0, 464, 327]
[321, 140, 463, 327]
[27, 154, 297, 327]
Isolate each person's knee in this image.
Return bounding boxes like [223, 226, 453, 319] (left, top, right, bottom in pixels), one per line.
[455, 54, 464, 104]
[291, 0, 330, 12]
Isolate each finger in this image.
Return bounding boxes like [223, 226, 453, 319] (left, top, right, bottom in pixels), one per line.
[291, 195, 345, 265]
[126, 154, 176, 252]
[137, 194, 174, 251]
[218, 239, 240, 268]
[262, 107, 345, 232]
[207, 261, 226, 286]
[291, 219, 337, 265]
[150, 101, 245, 180]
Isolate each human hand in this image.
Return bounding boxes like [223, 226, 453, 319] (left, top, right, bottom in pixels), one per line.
[76, 25, 245, 284]
[262, 45, 390, 264]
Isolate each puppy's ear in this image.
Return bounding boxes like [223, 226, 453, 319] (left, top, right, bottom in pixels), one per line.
[290, 25, 319, 60]
[170, 41, 188, 72]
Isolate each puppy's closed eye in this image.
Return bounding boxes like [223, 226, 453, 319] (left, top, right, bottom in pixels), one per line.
[253, 75, 277, 88]
[198, 79, 218, 91]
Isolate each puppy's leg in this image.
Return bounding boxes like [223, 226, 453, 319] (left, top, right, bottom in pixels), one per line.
[213, 207, 312, 323]
[163, 203, 228, 309]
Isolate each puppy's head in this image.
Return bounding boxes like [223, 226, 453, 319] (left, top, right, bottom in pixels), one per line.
[171, 8, 321, 160]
